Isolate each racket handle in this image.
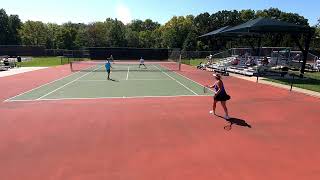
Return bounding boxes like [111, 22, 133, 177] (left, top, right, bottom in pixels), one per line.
[203, 85, 209, 93]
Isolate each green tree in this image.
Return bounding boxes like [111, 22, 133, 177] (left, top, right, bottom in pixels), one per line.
[194, 12, 211, 35]
[256, 8, 282, 18]
[210, 10, 241, 28]
[86, 22, 109, 47]
[128, 19, 160, 32]
[196, 41, 209, 51]
[161, 27, 177, 48]
[46, 23, 60, 49]
[316, 18, 320, 37]
[125, 19, 160, 48]
[75, 24, 90, 48]
[56, 22, 78, 49]
[142, 19, 160, 31]
[313, 18, 320, 49]
[127, 19, 144, 32]
[239, 9, 255, 22]
[183, 30, 198, 51]
[151, 28, 163, 48]
[20, 21, 48, 46]
[139, 30, 153, 48]
[161, 15, 194, 48]
[106, 19, 126, 47]
[125, 28, 139, 47]
[0, 9, 10, 44]
[8, 15, 22, 44]
[1, 7, 313, 51]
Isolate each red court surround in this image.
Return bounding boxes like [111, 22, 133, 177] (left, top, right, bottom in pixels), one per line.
[0, 64, 320, 180]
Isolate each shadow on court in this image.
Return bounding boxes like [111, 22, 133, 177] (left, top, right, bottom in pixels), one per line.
[109, 78, 120, 82]
[216, 115, 252, 130]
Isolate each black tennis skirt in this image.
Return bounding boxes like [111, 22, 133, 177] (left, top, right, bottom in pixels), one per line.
[214, 92, 231, 101]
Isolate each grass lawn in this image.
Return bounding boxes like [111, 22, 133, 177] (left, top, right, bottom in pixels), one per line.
[264, 72, 320, 93]
[18, 57, 66, 67]
[181, 58, 205, 66]
[18, 57, 83, 67]
[181, 58, 223, 67]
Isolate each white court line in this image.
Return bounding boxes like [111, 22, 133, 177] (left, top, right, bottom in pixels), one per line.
[4, 65, 96, 102]
[173, 70, 214, 93]
[7, 94, 211, 102]
[126, 66, 130, 80]
[128, 79, 171, 81]
[153, 65, 198, 95]
[77, 79, 171, 82]
[36, 66, 103, 100]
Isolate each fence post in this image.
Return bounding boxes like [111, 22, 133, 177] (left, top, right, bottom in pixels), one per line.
[290, 74, 294, 91]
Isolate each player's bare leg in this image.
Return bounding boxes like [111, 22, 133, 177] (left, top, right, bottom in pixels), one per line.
[221, 101, 229, 119]
[210, 100, 217, 115]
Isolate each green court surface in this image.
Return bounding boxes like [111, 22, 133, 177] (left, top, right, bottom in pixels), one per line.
[6, 64, 211, 102]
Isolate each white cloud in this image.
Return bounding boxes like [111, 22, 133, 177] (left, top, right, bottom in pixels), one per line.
[116, 3, 132, 24]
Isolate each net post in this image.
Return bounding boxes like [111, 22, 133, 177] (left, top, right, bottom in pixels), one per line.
[256, 69, 259, 83]
[70, 61, 73, 72]
[178, 54, 182, 71]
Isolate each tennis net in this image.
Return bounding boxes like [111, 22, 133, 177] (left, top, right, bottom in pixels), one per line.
[70, 61, 181, 72]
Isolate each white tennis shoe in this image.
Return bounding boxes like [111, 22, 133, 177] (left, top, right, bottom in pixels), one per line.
[209, 111, 216, 115]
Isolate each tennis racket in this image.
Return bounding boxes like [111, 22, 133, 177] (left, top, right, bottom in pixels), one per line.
[203, 85, 210, 94]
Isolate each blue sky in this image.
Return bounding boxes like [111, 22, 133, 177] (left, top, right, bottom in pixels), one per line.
[1, 0, 319, 25]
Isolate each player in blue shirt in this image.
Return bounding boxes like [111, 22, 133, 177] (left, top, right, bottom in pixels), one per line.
[105, 60, 112, 80]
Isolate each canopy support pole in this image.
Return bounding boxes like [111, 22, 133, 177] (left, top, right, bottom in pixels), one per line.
[257, 36, 262, 57]
[300, 30, 312, 76]
[292, 29, 313, 77]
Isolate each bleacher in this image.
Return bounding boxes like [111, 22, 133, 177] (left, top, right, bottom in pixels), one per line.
[205, 56, 259, 77]
[200, 47, 320, 77]
[0, 56, 18, 71]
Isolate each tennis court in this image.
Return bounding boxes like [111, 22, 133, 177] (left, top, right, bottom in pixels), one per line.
[5, 62, 210, 102]
[1, 62, 320, 180]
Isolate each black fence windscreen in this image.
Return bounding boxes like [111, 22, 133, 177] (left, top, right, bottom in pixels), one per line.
[88, 47, 170, 60]
[0, 45, 46, 56]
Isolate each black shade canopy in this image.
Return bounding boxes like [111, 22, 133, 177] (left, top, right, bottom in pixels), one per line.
[199, 26, 231, 37]
[199, 26, 260, 38]
[222, 17, 309, 34]
[200, 17, 314, 75]
[200, 17, 310, 38]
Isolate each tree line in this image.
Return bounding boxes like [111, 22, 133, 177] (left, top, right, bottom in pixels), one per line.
[0, 8, 319, 51]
